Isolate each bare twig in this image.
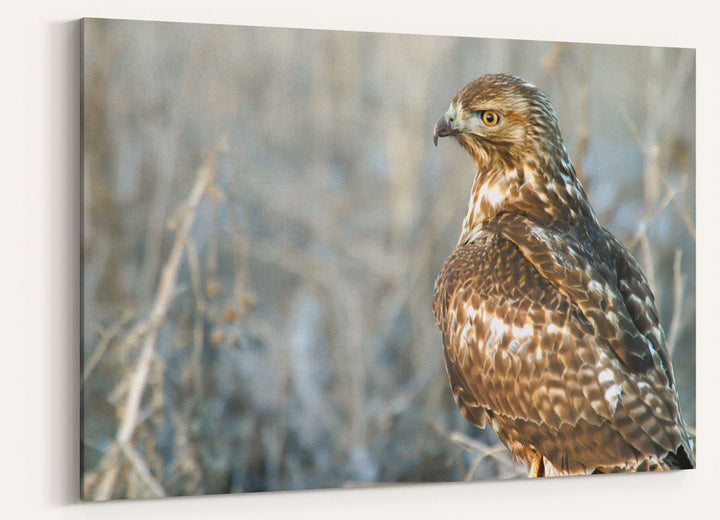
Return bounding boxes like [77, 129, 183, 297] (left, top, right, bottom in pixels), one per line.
[185, 239, 206, 392]
[117, 440, 166, 498]
[117, 151, 215, 445]
[431, 420, 524, 478]
[571, 45, 593, 184]
[89, 443, 122, 501]
[626, 185, 678, 251]
[670, 175, 696, 241]
[88, 147, 218, 499]
[621, 89, 696, 242]
[446, 430, 525, 479]
[447, 431, 519, 469]
[83, 309, 135, 384]
[464, 444, 515, 481]
[656, 52, 695, 131]
[667, 249, 685, 355]
[639, 232, 656, 295]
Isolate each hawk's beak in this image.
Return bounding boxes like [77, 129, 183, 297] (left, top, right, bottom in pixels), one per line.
[433, 115, 457, 146]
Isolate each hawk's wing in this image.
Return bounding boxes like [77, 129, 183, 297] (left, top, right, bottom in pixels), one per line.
[433, 215, 691, 472]
[483, 213, 669, 376]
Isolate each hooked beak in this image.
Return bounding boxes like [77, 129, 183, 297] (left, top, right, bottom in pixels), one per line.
[433, 115, 457, 146]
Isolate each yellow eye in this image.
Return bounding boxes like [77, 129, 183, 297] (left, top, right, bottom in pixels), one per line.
[482, 110, 500, 126]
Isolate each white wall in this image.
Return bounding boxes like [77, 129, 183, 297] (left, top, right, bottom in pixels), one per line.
[2, 1, 718, 518]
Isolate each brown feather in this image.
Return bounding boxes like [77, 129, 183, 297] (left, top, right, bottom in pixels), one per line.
[433, 73, 694, 475]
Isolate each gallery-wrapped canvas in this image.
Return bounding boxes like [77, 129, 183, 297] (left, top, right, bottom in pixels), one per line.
[81, 17, 696, 500]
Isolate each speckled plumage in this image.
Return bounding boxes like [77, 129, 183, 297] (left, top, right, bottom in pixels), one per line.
[432, 74, 694, 476]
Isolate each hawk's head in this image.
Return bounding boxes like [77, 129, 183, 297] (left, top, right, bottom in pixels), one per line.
[434, 73, 593, 235]
[434, 74, 566, 169]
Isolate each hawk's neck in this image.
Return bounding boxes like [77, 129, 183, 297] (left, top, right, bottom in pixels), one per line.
[458, 158, 599, 245]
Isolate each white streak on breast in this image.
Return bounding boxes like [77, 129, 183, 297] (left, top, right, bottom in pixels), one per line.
[598, 368, 614, 384]
[460, 321, 473, 346]
[604, 384, 622, 411]
[477, 183, 506, 208]
[489, 316, 508, 337]
[511, 324, 533, 339]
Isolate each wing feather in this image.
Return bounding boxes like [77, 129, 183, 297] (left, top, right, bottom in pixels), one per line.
[433, 221, 692, 471]
[483, 213, 659, 373]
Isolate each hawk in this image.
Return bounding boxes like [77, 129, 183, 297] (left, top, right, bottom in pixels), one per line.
[432, 73, 694, 476]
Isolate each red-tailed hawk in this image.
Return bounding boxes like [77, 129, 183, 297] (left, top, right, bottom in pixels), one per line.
[432, 73, 694, 476]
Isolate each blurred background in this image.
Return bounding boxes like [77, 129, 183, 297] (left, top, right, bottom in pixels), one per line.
[81, 18, 695, 500]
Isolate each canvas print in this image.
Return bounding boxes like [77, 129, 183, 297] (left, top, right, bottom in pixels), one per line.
[81, 18, 696, 500]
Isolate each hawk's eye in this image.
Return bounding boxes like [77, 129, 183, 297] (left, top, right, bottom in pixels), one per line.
[482, 110, 500, 126]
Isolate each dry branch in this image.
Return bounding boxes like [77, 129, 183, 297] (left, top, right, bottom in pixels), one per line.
[447, 431, 517, 468]
[185, 239, 206, 393]
[83, 309, 135, 384]
[667, 249, 685, 355]
[431, 421, 524, 479]
[117, 151, 215, 444]
[621, 88, 696, 243]
[87, 147, 218, 499]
